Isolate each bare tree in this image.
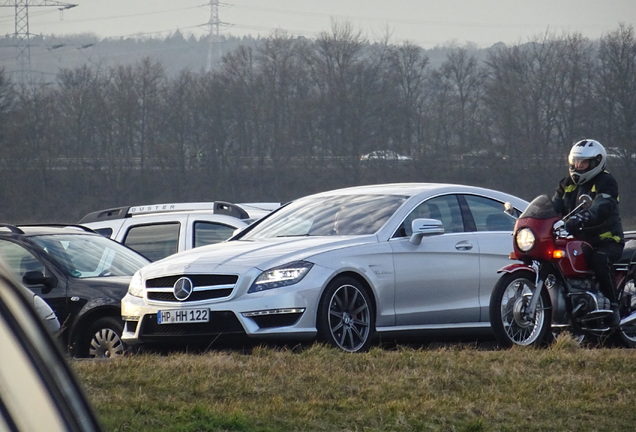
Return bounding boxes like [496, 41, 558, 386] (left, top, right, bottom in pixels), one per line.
[134, 58, 167, 175]
[217, 45, 261, 197]
[304, 22, 368, 161]
[159, 70, 196, 175]
[483, 36, 566, 167]
[2, 26, 636, 224]
[386, 42, 429, 159]
[443, 48, 487, 154]
[5, 84, 64, 219]
[255, 32, 311, 194]
[549, 33, 597, 157]
[302, 22, 401, 187]
[597, 24, 636, 168]
[0, 68, 15, 162]
[57, 66, 104, 168]
[424, 47, 486, 162]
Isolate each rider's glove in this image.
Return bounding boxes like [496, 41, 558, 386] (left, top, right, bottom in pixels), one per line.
[579, 209, 592, 223]
[565, 210, 591, 234]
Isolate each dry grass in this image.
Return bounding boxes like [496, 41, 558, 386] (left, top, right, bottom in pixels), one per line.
[72, 337, 636, 432]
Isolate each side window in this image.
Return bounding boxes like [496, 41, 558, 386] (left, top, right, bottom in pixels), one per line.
[193, 222, 236, 248]
[0, 240, 44, 281]
[92, 227, 113, 238]
[396, 195, 464, 237]
[463, 195, 516, 232]
[123, 223, 180, 262]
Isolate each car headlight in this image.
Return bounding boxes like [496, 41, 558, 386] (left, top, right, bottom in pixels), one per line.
[515, 227, 536, 252]
[248, 261, 313, 293]
[128, 271, 144, 298]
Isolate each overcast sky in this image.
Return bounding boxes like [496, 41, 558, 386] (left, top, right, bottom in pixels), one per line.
[2, 0, 635, 48]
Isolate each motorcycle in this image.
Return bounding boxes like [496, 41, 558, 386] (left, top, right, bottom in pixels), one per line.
[489, 194, 636, 347]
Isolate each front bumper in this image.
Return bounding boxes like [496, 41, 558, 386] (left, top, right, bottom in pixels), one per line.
[121, 266, 331, 345]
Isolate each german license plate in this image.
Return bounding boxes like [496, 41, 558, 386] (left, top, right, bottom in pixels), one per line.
[157, 308, 209, 324]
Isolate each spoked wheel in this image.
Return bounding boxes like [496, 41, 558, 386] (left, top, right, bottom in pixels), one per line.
[78, 316, 126, 358]
[615, 276, 636, 347]
[317, 276, 374, 352]
[489, 271, 551, 348]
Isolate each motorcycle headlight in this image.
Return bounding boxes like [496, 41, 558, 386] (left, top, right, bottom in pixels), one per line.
[249, 261, 313, 293]
[128, 271, 144, 298]
[515, 228, 536, 252]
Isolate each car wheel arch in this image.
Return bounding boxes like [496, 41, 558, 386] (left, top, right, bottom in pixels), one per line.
[68, 305, 122, 356]
[318, 271, 378, 319]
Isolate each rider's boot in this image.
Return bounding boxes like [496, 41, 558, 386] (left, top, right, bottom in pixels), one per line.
[610, 303, 620, 328]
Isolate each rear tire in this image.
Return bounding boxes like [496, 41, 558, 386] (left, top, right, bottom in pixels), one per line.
[489, 271, 551, 348]
[614, 275, 636, 347]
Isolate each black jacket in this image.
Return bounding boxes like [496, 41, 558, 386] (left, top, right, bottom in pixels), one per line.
[552, 170, 624, 246]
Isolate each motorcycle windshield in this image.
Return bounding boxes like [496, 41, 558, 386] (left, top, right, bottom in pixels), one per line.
[518, 195, 559, 220]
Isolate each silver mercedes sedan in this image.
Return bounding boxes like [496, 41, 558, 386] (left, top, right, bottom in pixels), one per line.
[121, 183, 528, 352]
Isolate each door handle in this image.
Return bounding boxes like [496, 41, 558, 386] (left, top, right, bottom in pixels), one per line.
[455, 240, 473, 251]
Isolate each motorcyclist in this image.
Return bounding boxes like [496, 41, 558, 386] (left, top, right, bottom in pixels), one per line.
[553, 139, 624, 326]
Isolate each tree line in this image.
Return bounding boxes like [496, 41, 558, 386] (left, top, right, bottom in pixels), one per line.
[0, 23, 635, 226]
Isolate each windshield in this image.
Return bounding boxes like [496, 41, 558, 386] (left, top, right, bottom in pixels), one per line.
[32, 234, 149, 278]
[518, 195, 560, 220]
[242, 194, 408, 239]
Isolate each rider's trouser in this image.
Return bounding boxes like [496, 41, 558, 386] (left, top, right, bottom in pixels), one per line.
[590, 241, 624, 304]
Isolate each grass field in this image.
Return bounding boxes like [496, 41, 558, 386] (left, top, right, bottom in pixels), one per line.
[72, 335, 636, 432]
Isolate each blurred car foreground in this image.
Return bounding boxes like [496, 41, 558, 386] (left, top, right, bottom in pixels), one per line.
[0, 258, 103, 431]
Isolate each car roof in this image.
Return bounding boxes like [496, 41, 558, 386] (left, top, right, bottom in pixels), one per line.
[83, 211, 249, 225]
[78, 201, 261, 223]
[0, 224, 99, 237]
[306, 182, 525, 202]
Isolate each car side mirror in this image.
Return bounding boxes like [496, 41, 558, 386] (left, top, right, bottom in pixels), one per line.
[409, 218, 445, 245]
[23, 270, 57, 294]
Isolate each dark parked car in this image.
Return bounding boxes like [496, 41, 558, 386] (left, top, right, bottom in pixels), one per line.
[0, 224, 149, 358]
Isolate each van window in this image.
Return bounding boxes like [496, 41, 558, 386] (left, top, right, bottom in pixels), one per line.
[123, 223, 180, 261]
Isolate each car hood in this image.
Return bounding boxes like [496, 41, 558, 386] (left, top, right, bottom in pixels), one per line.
[145, 236, 378, 275]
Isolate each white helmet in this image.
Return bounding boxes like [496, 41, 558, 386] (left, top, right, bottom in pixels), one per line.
[568, 139, 607, 185]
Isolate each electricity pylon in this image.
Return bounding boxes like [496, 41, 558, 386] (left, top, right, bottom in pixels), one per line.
[0, 0, 77, 84]
[206, 0, 220, 72]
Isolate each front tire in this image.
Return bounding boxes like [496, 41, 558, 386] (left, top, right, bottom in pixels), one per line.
[317, 276, 374, 352]
[490, 270, 551, 348]
[77, 316, 126, 358]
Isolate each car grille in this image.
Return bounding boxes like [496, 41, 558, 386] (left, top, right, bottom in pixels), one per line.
[145, 274, 238, 302]
[139, 312, 244, 338]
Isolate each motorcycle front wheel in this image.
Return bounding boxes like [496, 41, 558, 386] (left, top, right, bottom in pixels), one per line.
[489, 270, 552, 348]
